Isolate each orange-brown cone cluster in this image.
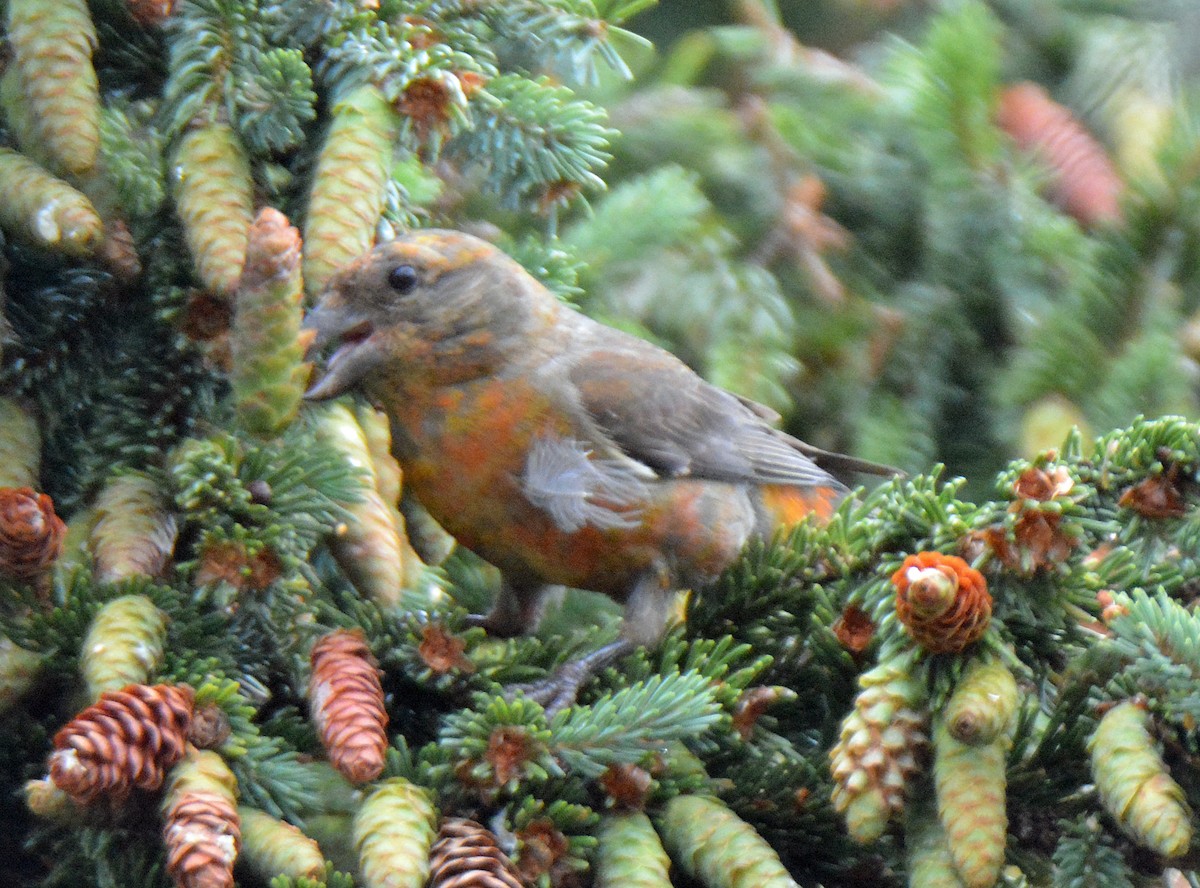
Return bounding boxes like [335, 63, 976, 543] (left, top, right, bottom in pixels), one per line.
[893, 552, 991, 654]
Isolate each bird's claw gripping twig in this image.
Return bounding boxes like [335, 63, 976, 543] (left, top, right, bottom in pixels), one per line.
[504, 639, 636, 717]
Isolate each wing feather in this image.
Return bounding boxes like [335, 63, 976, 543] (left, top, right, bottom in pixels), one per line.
[559, 327, 846, 492]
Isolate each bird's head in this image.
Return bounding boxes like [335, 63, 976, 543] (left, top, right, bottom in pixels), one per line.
[303, 230, 560, 400]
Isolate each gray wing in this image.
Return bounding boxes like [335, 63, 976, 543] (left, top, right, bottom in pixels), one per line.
[561, 330, 846, 491]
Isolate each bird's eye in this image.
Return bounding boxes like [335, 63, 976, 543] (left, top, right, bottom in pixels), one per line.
[387, 264, 419, 294]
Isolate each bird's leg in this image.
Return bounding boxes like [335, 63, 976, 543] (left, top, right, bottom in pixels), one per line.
[507, 567, 676, 716]
[465, 579, 549, 638]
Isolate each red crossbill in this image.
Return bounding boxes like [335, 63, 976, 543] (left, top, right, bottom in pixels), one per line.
[304, 230, 888, 709]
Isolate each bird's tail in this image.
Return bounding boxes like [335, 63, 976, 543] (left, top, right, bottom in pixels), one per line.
[787, 438, 902, 479]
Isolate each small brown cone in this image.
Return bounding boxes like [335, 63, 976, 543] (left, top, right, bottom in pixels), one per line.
[49, 682, 194, 804]
[893, 552, 991, 654]
[428, 817, 523, 888]
[309, 629, 388, 784]
[96, 219, 143, 283]
[162, 748, 241, 888]
[165, 794, 240, 888]
[0, 486, 67, 582]
[996, 82, 1122, 228]
[128, 0, 175, 27]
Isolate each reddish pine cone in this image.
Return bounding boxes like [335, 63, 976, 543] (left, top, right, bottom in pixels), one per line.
[893, 553, 991, 654]
[162, 749, 242, 888]
[128, 0, 175, 26]
[0, 487, 67, 581]
[996, 82, 1123, 228]
[309, 629, 388, 784]
[165, 791, 240, 888]
[49, 683, 194, 803]
[428, 818, 523, 888]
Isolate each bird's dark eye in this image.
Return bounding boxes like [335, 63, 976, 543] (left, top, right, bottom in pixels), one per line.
[387, 264, 419, 294]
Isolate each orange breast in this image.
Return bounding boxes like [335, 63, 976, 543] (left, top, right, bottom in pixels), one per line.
[382, 376, 758, 596]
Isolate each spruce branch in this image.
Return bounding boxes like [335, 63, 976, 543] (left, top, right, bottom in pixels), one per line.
[233, 47, 318, 155]
[1051, 814, 1137, 888]
[163, 0, 316, 155]
[449, 73, 613, 208]
[1105, 589, 1200, 722]
[549, 670, 722, 778]
[479, 0, 655, 84]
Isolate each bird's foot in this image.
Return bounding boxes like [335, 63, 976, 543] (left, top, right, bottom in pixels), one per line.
[505, 640, 635, 718]
[506, 664, 591, 717]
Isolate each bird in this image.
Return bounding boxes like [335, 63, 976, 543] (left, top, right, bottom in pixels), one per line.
[303, 229, 891, 711]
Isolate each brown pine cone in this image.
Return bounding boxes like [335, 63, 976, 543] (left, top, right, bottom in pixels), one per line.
[429, 818, 523, 888]
[127, 0, 176, 28]
[309, 629, 388, 784]
[996, 82, 1123, 228]
[0, 487, 67, 581]
[95, 219, 143, 283]
[893, 552, 991, 654]
[164, 790, 240, 888]
[49, 683, 194, 804]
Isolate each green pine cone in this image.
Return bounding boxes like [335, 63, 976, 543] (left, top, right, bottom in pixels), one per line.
[238, 807, 326, 883]
[6, 0, 100, 176]
[90, 472, 178, 584]
[162, 748, 241, 888]
[355, 404, 402, 507]
[829, 656, 928, 843]
[230, 207, 310, 438]
[906, 795, 966, 888]
[303, 84, 400, 299]
[0, 636, 43, 714]
[1088, 701, 1193, 858]
[656, 795, 799, 888]
[352, 777, 438, 888]
[164, 747, 240, 803]
[80, 594, 168, 699]
[399, 490, 457, 567]
[943, 659, 1019, 746]
[0, 148, 103, 255]
[933, 716, 1010, 888]
[313, 402, 419, 610]
[172, 119, 254, 297]
[56, 507, 97, 581]
[0, 66, 47, 168]
[0, 397, 41, 489]
[595, 812, 672, 888]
